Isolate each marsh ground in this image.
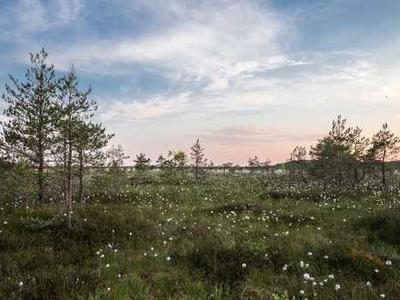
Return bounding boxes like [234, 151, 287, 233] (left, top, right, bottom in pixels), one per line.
[1, 176, 400, 299]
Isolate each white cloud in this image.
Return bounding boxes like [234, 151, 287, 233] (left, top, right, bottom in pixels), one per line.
[100, 92, 192, 121]
[0, 0, 85, 40]
[52, 0, 291, 88]
[198, 124, 321, 145]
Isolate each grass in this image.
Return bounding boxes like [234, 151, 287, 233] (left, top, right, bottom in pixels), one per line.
[1, 175, 400, 299]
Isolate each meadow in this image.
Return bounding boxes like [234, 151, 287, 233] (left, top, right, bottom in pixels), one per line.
[1, 173, 400, 300]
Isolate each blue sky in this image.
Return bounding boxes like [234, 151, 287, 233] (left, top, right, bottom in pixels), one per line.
[0, 0, 400, 164]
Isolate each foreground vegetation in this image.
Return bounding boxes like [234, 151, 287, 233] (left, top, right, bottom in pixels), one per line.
[1, 175, 400, 299]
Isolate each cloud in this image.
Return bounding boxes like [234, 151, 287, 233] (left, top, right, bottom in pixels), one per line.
[198, 125, 322, 146]
[51, 0, 292, 87]
[0, 0, 85, 40]
[100, 92, 192, 121]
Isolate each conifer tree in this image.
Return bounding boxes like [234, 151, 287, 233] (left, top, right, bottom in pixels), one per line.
[56, 68, 96, 226]
[75, 121, 112, 204]
[134, 153, 151, 171]
[190, 139, 205, 181]
[2, 49, 58, 202]
[369, 123, 400, 188]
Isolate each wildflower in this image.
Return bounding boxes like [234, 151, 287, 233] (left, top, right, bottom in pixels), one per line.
[366, 281, 371, 287]
[335, 284, 341, 291]
[300, 289, 305, 295]
[106, 264, 110, 268]
[18, 281, 23, 287]
[385, 260, 392, 266]
[166, 256, 171, 261]
[380, 294, 386, 298]
[303, 273, 310, 280]
[242, 263, 247, 268]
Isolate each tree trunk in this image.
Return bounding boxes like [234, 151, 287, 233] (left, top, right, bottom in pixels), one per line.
[381, 157, 386, 189]
[78, 149, 84, 204]
[62, 138, 67, 205]
[66, 135, 73, 229]
[38, 158, 44, 203]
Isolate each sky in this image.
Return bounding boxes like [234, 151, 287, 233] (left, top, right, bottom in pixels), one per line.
[0, 0, 399, 165]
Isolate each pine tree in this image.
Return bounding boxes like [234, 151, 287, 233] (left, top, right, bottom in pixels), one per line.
[190, 139, 205, 181]
[2, 48, 58, 203]
[75, 121, 112, 204]
[248, 156, 260, 167]
[310, 115, 367, 186]
[134, 153, 151, 171]
[369, 123, 400, 188]
[289, 146, 307, 181]
[56, 67, 96, 227]
[156, 154, 167, 168]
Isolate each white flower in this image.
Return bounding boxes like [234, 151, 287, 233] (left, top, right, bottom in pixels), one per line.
[328, 274, 334, 279]
[106, 264, 110, 268]
[335, 284, 341, 291]
[166, 256, 171, 261]
[18, 281, 23, 287]
[303, 273, 310, 280]
[242, 263, 247, 268]
[366, 281, 371, 287]
[385, 260, 392, 266]
[300, 289, 305, 295]
[380, 294, 385, 298]
[299, 261, 304, 268]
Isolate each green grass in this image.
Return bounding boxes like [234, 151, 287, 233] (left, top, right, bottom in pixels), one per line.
[1, 177, 400, 299]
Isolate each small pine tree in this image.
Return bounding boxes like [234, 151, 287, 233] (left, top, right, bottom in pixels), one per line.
[369, 123, 400, 188]
[190, 139, 205, 181]
[156, 154, 167, 168]
[289, 146, 307, 181]
[134, 153, 151, 171]
[75, 121, 113, 204]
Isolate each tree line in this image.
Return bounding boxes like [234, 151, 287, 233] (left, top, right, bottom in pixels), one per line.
[287, 115, 400, 189]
